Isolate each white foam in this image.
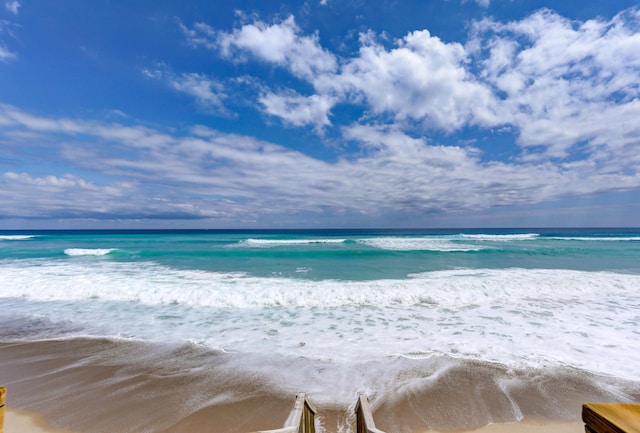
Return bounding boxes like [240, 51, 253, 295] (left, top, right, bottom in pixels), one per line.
[0, 235, 37, 240]
[459, 233, 540, 241]
[1, 261, 637, 309]
[64, 248, 117, 256]
[239, 238, 346, 247]
[551, 237, 640, 241]
[358, 237, 486, 251]
[1, 260, 639, 380]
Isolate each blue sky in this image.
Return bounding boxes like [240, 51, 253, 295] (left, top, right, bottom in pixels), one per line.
[1, 0, 640, 228]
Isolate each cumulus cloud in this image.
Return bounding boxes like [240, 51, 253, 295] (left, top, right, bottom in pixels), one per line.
[183, 7, 640, 166]
[470, 8, 640, 159]
[183, 16, 337, 81]
[4, 7, 640, 224]
[334, 30, 498, 130]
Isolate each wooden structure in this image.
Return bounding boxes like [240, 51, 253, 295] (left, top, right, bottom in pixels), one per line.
[0, 386, 5, 433]
[355, 394, 386, 433]
[583, 403, 640, 433]
[252, 393, 317, 433]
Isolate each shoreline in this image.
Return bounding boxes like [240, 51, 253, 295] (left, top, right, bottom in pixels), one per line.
[1, 337, 638, 433]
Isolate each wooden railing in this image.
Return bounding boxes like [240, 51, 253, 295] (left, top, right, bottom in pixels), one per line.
[0, 386, 5, 433]
[251, 393, 317, 433]
[355, 394, 387, 433]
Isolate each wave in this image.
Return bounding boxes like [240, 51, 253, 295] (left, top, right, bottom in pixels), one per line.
[550, 236, 640, 241]
[239, 238, 347, 247]
[2, 261, 638, 312]
[358, 237, 487, 251]
[2, 261, 640, 383]
[0, 235, 37, 240]
[64, 248, 117, 256]
[459, 233, 540, 241]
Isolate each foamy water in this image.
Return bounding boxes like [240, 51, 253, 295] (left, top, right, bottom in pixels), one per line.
[64, 248, 117, 256]
[1, 229, 639, 425]
[1, 259, 639, 380]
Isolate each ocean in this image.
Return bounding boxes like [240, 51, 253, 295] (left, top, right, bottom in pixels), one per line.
[1, 228, 639, 432]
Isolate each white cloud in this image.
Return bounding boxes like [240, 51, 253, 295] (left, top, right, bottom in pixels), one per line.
[0, 44, 14, 61]
[143, 68, 229, 115]
[4, 1, 19, 15]
[198, 7, 640, 164]
[0, 18, 17, 61]
[335, 30, 498, 131]
[462, 0, 490, 8]
[185, 16, 337, 82]
[4, 7, 640, 224]
[2, 104, 640, 223]
[168, 73, 227, 113]
[259, 92, 335, 131]
[470, 8, 640, 159]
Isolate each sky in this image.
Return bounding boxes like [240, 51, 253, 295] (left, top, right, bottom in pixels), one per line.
[1, 1, 640, 229]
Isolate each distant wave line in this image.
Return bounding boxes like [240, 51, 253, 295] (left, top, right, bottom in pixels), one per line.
[0, 235, 37, 240]
[357, 237, 488, 251]
[239, 238, 347, 246]
[549, 236, 640, 241]
[64, 248, 118, 256]
[459, 233, 540, 241]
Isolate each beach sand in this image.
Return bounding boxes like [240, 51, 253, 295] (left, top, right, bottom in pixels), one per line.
[0, 338, 631, 433]
[5, 409, 79, 433]
[4, 407, 584, 433]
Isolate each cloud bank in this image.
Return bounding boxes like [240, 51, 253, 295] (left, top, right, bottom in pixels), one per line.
[2, 6, 640, 226]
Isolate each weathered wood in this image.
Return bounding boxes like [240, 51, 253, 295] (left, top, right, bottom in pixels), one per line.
[355, 394, 387, 433]
[583, 403, 640, 433]
[250, 393, 317, 433]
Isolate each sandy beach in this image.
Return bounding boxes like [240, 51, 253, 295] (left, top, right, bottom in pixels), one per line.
[4, 407, 584, 433]
[1, 337, 635, 433]
[5, 409, 79, 433]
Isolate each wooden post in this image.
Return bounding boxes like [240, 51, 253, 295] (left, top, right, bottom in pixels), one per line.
[0, 387, 5, 433]
[299, 395, 316, 433]
[583, 403, 640, 433]
[249, 393, 317, 433]
[355, 394, 387, 433]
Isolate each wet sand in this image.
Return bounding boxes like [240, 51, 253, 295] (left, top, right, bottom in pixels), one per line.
[6, 409, 79, 433]
[4, 407, 584, 433]
[0, 338, 637, 433]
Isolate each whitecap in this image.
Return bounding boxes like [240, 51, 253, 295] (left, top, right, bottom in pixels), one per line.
[64, 248, 117, 256]
[0, 235, 37, 240]
[358, 237, 486, 251]
[459, 233, 540, 241]
[238, 238, 346, 247]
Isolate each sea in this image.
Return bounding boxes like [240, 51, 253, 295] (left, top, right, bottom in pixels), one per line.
[1, 228, 639, 432]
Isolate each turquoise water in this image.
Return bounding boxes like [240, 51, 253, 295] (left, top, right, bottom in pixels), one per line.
[1, 228, 639, 424]
[2, 228, 640, 279]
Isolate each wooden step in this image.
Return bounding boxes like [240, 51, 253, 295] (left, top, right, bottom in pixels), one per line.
[583, 403, 640, 433]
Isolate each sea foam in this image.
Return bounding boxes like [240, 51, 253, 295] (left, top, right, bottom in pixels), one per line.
[1, 259, 639, 380]
[239, 238, 347, 247]
[64, 248, 117, 256]
[0, 235, 37, 240]
[459, 233, 540, 241]
[357, 237, 486, 251]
